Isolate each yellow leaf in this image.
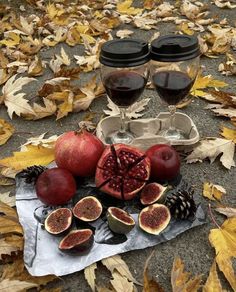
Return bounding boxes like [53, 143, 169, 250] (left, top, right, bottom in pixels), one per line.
[117, 0, 143, 15]
[220, 126, 236, 143]
[207, 79, 228, 88]
[28, 56, 44, 77]
[46, 3, 64, 20]
[0, 200, 17, 218]
[143, 251, 164, 292]
[0, 177, 15, 186]
[110, 271, 134, 292]
[0, 145, 55, 171]
[0, 216, 23, 235]
[178, 22, 194, 35]
[203, 182, 226, 201]
[209, 218, 236, 290]
[0, 32, 21, 47]
[0, 279, 38, 292]
[0, 119, 14, 146]
[84, 263, 97, 292]
[203, 261, 224, 292]
[171, 257, 202, 292]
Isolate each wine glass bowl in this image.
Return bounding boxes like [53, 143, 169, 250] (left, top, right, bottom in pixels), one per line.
[150, 35, 200, 140]
[100, 39, 150, 144]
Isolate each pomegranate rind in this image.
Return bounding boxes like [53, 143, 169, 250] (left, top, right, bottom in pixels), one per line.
[59, 229, 94, 253]
[140, 183, 167, 205]
[72, 196, 103, 222]
[95, 144, 151, 200]
[107, 207, 135, 234]
[45, 208, 72, 235]
[139, 204, 171, 235]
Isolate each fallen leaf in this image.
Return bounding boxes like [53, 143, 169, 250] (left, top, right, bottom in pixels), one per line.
[1, 74, 35, 119]
[0, 119, 15, 146]
[143, 251, 164, 292]
[0, 32, 21, 47]
[178, 22, 194, 35]
[27, 98, 57, 120]
[186, 138, 235, 169]
[101, 255, 141, 285]
[220, 126, 236, 143]
[21, 133, 57, 149]
[202, 261, 224, 292]
[0, 177, 15, 186]
[116, 29, 134, 39]
[171, 257, 202, 292]
[214, 0, 236, 9]
[84, 263, 97, 292]
[203, 182, 226, 201]
[0, 192, 15, 207]
[0, 235, 22, 259]
[212, 107, 236, 119]
[0, 279, 38, 292]
[215, 206, 236, 218]
[0, 216, 23, 236]
[209, 218, 236, 290]
[0, 145, 55, 171]
[0, 200, 18, 218]
[110, 271, 134, 292]
[117, 0, 143, 15]
[28, 56, 45, 77]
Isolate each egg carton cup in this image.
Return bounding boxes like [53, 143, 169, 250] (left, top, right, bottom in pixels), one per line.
[96, 112, 200, 150]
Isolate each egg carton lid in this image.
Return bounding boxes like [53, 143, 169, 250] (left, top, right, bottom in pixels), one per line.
[96, 112, 200, 150]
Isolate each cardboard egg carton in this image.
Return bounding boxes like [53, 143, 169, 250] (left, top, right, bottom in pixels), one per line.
[96, 112, 200, 150]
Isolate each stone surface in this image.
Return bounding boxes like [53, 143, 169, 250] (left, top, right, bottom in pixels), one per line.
[0, 0, 235, 291]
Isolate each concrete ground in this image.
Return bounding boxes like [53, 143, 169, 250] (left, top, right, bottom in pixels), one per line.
[0, 0, 235, 291]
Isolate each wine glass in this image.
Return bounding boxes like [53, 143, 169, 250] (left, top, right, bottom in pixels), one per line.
[150, 35, 200, 140]
[99, 39, 150, 144]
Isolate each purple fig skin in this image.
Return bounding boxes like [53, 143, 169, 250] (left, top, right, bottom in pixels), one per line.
[59, 229, 94, 254]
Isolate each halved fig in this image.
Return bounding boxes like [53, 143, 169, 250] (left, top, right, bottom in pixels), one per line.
[139, 204, 171, 235]
[59, 229, 94, 253]
[95, 144, 151, 200]
[44, 208, 72, 235]
[72, 196, 102, 222]
[107, 207, 135, 234]
[140, 183, 167, 205]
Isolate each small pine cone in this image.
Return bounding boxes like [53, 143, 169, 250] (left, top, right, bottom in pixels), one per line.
[165, 189, 197, 220]
[20, 165, 47, 184]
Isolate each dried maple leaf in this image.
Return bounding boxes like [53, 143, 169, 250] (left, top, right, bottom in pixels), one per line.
[116, 29, 134, 38]
[203, 182, 226, 201]
[110, 271, 134, 292]
[218, 53, 236, 76]
[26, 98, 57, 120]
[18, 36, 42, 55]
[207, 90, 236, 107]
[0, 145, 55, 171]
[0, 32, 21, 47]
[28, 56, 45, 77]
[171, 257, 202, 292]
[213, 0, 236, 8]
[0, 279, 38, 291]
[0, 177, 15, 186]
[0, 235, 22, 260]
[0, 191, 15, 207]
[202, 261, 224, 292]
[209, 217, 236, 290]
[220, 126, 236, 143]
[215, 206, 236, 218]
[178, 22, 195, 35]
[84, 263, 97, 292]
[21, 133, 58, 149]
[186, 138, 235, 169]
[1, 74, 35, 119]
[143, 0, 156, 10]
[211, 107, 236, 119]
[133, 13, 158, 30]
[117, 0, 143, 15]
[0, 119, 14, 146]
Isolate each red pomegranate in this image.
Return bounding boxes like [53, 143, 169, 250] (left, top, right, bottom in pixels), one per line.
[55, 130, 104, 177]
[95, 144, 151, 200]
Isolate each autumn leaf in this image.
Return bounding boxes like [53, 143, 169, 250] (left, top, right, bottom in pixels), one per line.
[0, 32, 21, 47]
[1, 74, 35, 119]
[84, 263, 97, 292]
[0, 279, 38, 292]
[186, 138, 235, 169]
[117, 0, 143, 15]
[0, 119, 15, 146]
[0, 200, 18, 218]
[0, 145, 55, 171]
[215, 206, 236, 218]
[203, 182, 226, 201]
[28, 56, 45, 77]
[209, 217, 236, 290]
[220, 126, 236, 143]
[171, 257, 202, 292]
[0, 177, 15, 186]
[202, 261, 224, 292]
[110, 271, 134, 292]
[0, 216, 23, 236]
[25, 98, 57, 120]
[0, 235, 23, 259]
[116, 29, 134, 39]
[21, 133, 57, 149]
[143, 251, 164, 292]
[0, 192, 15, 207]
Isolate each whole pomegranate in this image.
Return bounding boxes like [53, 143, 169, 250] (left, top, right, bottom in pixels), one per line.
[146, 144, 180, 181]
[35, 168, 76, 206]
[55, 130, 104, 177]
[95, 144, 151, 200]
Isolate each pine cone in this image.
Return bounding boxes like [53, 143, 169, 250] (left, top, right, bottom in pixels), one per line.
[20, 165, 47, 184]
[165, 188, 197, 220]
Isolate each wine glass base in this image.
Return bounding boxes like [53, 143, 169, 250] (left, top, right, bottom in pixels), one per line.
[160, 128, 188, 141]
[105, 130, 135, 144]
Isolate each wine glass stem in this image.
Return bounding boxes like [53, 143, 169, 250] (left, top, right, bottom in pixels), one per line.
[168, 105, 176, 131]
[119, 107, 127, 134]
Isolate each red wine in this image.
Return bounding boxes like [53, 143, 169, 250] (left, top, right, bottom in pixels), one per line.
[104, 71, 147, 107]
[152, 70, 194, 105]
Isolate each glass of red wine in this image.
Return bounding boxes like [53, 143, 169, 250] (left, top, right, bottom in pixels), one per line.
[150, 35, 200, 140]
[100, 39, 150, 144]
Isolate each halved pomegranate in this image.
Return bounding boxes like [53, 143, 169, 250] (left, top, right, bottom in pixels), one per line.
[95, 144, 151, 200]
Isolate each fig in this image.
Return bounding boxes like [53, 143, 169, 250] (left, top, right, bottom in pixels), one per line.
[73, 196, 102, 222]
[107, 207, 135, 234]
[44, 208, 72, 235]
[59, 229, 94, 253]
[139, 204, 171, 235]
[140, 183, 167, 205]
[95, 144, 151, 200]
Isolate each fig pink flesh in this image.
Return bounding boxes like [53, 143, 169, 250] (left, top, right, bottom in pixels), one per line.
[46, 209, 71, 233]
[74, 198, 102, 220]
[62, 230, 92, 247]
[110, 207, 134, 224]
[140, 206, 169, 227]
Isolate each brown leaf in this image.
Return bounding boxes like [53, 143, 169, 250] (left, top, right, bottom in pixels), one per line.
[0, 192, 15, 207]
[0, 216, 23, 236]
[0, 119, 15, 146]
[54, 67, 81, 78]
[110, 271, 134, 292]
[0, 279, 38, 292]
[84, 263, 97, 292]
[0, 236, 23, 260]
[28, 56, 45, 77]
[215, 206, 236, 218]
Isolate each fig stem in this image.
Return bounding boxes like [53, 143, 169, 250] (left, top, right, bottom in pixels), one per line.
[208, 204, 221, 229]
